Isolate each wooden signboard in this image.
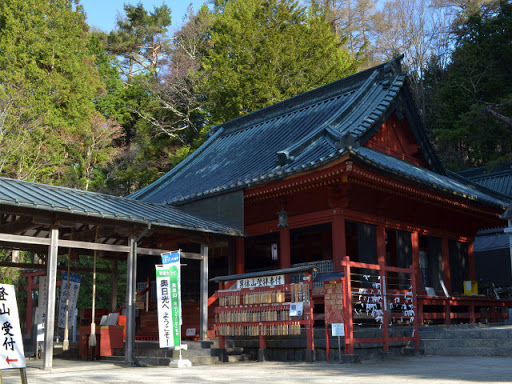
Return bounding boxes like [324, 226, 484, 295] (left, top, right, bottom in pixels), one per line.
[324, 281, 344, 324]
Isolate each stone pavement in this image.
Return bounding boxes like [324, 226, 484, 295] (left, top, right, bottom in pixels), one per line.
[1, 355, 512, 384]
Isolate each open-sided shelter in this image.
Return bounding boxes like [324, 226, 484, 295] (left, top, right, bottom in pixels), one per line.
[0, 177, 242, 368]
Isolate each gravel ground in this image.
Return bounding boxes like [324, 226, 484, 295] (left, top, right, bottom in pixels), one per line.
[2, 355, 512, 384]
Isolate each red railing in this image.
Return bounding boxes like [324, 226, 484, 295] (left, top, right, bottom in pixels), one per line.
[342, 256, 421, 355]
[418, 295, 511, 324]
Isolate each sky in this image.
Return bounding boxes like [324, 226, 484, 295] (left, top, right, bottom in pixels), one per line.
[81, 0, 208, 33]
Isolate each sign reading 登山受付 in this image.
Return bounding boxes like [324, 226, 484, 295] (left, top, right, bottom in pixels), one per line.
[156, 251, 181, 349]
[0, 284, 26, 369]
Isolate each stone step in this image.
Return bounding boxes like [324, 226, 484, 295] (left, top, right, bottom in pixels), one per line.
[420, 328, 512, 340]
[421, 338, 512, 349]
[423, 346, 512, 357]
[190, 355, 220, 365]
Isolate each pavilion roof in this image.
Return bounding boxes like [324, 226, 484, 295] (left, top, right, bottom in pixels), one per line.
[0, 177, 244, 237]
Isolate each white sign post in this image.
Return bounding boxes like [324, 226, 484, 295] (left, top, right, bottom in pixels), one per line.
[331, 323, 345, 363]
[0, 284, 28, 384]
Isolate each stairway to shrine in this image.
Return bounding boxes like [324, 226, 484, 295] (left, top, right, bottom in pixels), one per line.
[420, 323, 512, 356]
[100, 339, 246, 366]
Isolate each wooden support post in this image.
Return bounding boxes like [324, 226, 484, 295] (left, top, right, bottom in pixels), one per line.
[469, 302, 476, 324]
[332, 213, 346, 272]
[379, 262, 389, 353]
[410, 265, 420, 349]
[258, 326, 267, 361]
[418, 298, 424, 325]
[145, 275, 150, 311]
[444, 299, 451, 325]
[442, 238, 451, 296]
[125, 236, 137, 365]
[376, 225, 386, 266]
[306, 308, 315, 362]
[235, 237, 245, 274]
[411, 232, 421, 291]
[25, 275, 34, 338]
[325, 324, 330, 361]
[468, 241, 476, 281]
[43, 227, 59, 370]
[111, 259, 118, 312]
[344, 256, 354, 355]
[200, 243, 209, 340]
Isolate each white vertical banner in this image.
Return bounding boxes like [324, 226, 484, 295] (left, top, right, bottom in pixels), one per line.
[35, 275, 48, 341]
[0, 284, 26, 369]
[156, 251, 181, 348]
[57, 273, 82, 329]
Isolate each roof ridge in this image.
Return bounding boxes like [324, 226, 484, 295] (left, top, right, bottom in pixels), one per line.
[211, 57, 404, 137]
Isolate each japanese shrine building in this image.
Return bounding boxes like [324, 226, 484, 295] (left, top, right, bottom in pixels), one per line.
[130, 56, 509, 304]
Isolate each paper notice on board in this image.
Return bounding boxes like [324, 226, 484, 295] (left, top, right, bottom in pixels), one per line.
[289, 301, 303, 316]
[331, 323, 345, 337]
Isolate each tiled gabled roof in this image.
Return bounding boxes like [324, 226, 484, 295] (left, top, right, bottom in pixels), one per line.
[129, 57, 506, 210]
[130, 57, 444, 205]
[459, 163, 512, 198]
[349, 147, 509, 209]
[0, 177, 244, 236]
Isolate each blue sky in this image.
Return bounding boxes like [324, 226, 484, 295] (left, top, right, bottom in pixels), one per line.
[81, 0, 208, 33]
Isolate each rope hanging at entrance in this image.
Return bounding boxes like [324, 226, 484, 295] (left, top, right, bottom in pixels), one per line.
[89, 227, 99, 348]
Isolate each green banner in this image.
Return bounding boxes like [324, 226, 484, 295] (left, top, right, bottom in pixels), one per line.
[156, 251, 181, 348]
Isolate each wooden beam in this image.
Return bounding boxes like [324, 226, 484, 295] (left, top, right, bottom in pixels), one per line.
[0, 233, 50, 246]
[0, 261, 111, 274]
[0, 216, 39, 234]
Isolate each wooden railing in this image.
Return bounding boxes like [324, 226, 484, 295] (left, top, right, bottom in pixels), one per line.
[418, 295, 512, 324]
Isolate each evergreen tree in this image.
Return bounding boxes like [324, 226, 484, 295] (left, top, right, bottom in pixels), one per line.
[202, 0, 357, 124]
[0, 0, 119, 187]
[429, 1, 512, 169]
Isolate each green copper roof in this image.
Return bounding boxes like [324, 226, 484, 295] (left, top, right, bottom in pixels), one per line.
[0, 177, 244, 236]
[129, 57, 506, 210]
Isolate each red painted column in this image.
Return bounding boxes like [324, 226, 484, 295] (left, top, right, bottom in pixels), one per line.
[332, 212, 346, 272]
[468, 241, 476, 281]
[279, 227, 291, 270]
[235, 237, 245, 274]
[376, 225, 386, 265]
[411, 232, 421, 291]
[442, 238, 451, 295]
[25, 276, 34, 337]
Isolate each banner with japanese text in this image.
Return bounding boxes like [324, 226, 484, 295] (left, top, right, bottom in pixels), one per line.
[57, 273, 82, 329]
[156, 251, 181, 348]
[0, 284, 26, 369]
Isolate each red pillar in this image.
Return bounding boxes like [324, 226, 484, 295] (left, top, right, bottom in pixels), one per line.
[332, 213, 346, 272]
[411, 232, 421, 291]
[468, 241, 476, 281]
[279, 227, 291, 269]
[376, 225, 386, 265]
[235, 237, 245, 274]
[25, 275, 34, 337]
[442, 238, 451, 295]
